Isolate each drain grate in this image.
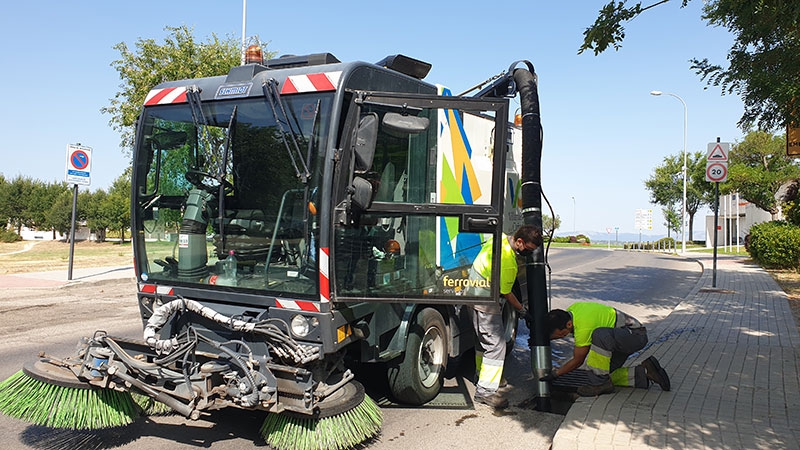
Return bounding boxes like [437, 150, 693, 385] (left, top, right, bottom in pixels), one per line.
[551, 370, 590, 392]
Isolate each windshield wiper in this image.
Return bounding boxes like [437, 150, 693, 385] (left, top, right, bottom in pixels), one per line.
[216, 105, 237, 251]
[186, 85, 215, 151]
[262, 78, 310, 183]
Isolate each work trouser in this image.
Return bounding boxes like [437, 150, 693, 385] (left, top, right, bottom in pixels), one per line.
[467, 267, 505, 396]
[471, 306, 505, 395]
[585, 327, 649, 388]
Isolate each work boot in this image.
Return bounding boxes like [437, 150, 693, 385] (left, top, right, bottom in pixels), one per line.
[576, 379, 614, 397]
[642, 356, 671, 391]
[474, 391, 509, 409]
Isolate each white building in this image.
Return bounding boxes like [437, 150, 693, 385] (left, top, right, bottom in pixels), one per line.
[704, 193, 773, 248]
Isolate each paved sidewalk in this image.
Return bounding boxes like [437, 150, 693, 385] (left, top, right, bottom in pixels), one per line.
[552, 253, 800, 449]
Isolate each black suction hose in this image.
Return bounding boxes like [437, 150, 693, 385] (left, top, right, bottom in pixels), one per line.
[513, 66, 552, 412]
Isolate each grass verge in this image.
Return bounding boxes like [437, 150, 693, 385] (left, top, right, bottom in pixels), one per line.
[0, 240, 133, 274]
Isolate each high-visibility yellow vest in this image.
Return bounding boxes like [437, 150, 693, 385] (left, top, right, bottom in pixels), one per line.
[472, 234, 518, 295]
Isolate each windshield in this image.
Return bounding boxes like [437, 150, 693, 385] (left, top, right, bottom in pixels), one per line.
[133, 93, 332, 298]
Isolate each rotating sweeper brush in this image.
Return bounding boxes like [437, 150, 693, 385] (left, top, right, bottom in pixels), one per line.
[0, 298, 382, 450]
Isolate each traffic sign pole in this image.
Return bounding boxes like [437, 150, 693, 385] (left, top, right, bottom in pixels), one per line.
[712, 181, 719, 287]
[64, 143, 92, 281]
[68, 184, 78, 281]
[709, 137, 725, 287]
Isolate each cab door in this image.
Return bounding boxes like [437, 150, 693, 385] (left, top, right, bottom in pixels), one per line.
[331, 92, 509, 305]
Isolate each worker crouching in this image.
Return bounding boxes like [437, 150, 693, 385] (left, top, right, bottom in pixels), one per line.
[542, 302, 671, 396]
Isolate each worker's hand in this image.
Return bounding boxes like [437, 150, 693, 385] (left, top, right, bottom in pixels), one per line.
[519, 307, 534, 323]
[539, 368, 558, 382]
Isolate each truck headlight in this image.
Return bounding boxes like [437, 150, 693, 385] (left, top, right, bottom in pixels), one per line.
[291, 315, 319, 337]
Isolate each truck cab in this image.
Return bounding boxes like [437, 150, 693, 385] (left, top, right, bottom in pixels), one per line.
[132, 51, 521, 409]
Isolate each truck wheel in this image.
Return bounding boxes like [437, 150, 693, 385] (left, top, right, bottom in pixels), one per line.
[387, 307, 447, 405]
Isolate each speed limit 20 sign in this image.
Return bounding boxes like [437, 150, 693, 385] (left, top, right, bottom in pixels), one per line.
[705, 141, 730, 183]
[706, 161, 728, 183]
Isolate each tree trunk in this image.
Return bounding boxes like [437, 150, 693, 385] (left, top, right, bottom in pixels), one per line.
[688, 213, 694, 243]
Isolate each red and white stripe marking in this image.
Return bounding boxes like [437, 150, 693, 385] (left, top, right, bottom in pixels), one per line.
[274, 299, 321, 312]
[139, 283, 175, 296]
[144, 87, 188, 106]
[319, 247, 330, 303]
[281, 72, 342, 95]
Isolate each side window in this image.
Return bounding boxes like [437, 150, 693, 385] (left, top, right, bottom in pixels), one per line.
[334, 96, 508, 303]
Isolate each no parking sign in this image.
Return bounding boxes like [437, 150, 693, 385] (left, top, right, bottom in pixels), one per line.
[65, 144, 92, 186]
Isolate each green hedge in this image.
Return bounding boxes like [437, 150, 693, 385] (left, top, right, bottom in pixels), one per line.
[548, 235, 591, 244]
[747, 221, 800, 269]
[0, 229, 20, 243]
[623, 239, 675, 251]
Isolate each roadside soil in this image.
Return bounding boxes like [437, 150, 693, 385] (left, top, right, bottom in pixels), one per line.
[768, 268, 800, 335]
[0, 240, 132, 274]
[0, 279, 141, 351]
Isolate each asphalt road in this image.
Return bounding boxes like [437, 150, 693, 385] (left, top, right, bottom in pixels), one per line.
[0, 248, 701, 450]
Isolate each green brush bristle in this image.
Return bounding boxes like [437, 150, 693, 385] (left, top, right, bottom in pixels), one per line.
[130, 391, 174, 416]
[260, 395, 382, 450]
[0, 370, 139, 429]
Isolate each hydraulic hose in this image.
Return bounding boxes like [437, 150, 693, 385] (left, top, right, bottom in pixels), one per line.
[513, 65, 552, 412]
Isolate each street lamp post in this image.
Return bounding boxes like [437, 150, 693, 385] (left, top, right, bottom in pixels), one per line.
[571, 196, 576, 234]
[650, 90, 687, 254]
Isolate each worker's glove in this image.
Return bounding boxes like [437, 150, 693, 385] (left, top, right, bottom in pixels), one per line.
[539, 368, 559, 382]
[519, 307, 534, 324]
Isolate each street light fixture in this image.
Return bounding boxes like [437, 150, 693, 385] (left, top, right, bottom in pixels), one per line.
[650, 90, 687, 254]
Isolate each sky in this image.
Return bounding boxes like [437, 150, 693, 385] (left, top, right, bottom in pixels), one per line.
[0, 1, 745, 239]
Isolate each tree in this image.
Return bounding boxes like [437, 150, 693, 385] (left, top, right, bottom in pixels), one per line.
[80, 189, 111, 242]
[105, 172, 132, 243]
[724, 130, 800, 218]
[542, 214, 562, 234]
[4, 176, 36, 234]
[46, 190, 75, 238]
[581, 1, 800, 131]
[31, 182, 70, 239]
[645, 151, 713, 241]
[661, 204, 681, 238]
[103, 25, 269, 153]
[0, 174, 9, 228]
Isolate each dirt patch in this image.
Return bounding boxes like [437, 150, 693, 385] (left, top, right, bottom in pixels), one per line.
[767, 269, 800, 335]
[0, 240, 132, 274]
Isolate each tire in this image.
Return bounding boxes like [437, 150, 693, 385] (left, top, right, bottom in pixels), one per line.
[387, 307, 448, 405]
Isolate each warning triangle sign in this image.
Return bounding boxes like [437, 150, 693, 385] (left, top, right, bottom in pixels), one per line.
[706, 142, 729, 161]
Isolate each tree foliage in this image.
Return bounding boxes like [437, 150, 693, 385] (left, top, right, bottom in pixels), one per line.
[582, 0, 800, 131]
[644, 151, 713, 240]
[105, 171, 132, 243]
[542, 214, 561, 234]
[661, 204, 681, 237]
[103, 25, 249, 153]
[725, 130, 800, 217]
[46, 190, 76, 238]
[79, 189, 111, 242]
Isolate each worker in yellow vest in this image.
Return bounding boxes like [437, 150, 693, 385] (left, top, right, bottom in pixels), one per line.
[469, 225, 543, 408]
[542, 301, 670, 396]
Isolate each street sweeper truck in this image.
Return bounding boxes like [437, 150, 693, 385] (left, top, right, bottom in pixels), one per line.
[0, 46, 550, 449]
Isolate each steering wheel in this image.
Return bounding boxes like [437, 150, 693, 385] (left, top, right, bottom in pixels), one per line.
[185, 169, 234, 194]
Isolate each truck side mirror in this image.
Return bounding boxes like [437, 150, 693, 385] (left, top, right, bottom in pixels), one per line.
[382, 112, 430, 135]
[350, 176, 373, 211]
[354, 113, 378, 173]
[151, 130, 188, 150]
